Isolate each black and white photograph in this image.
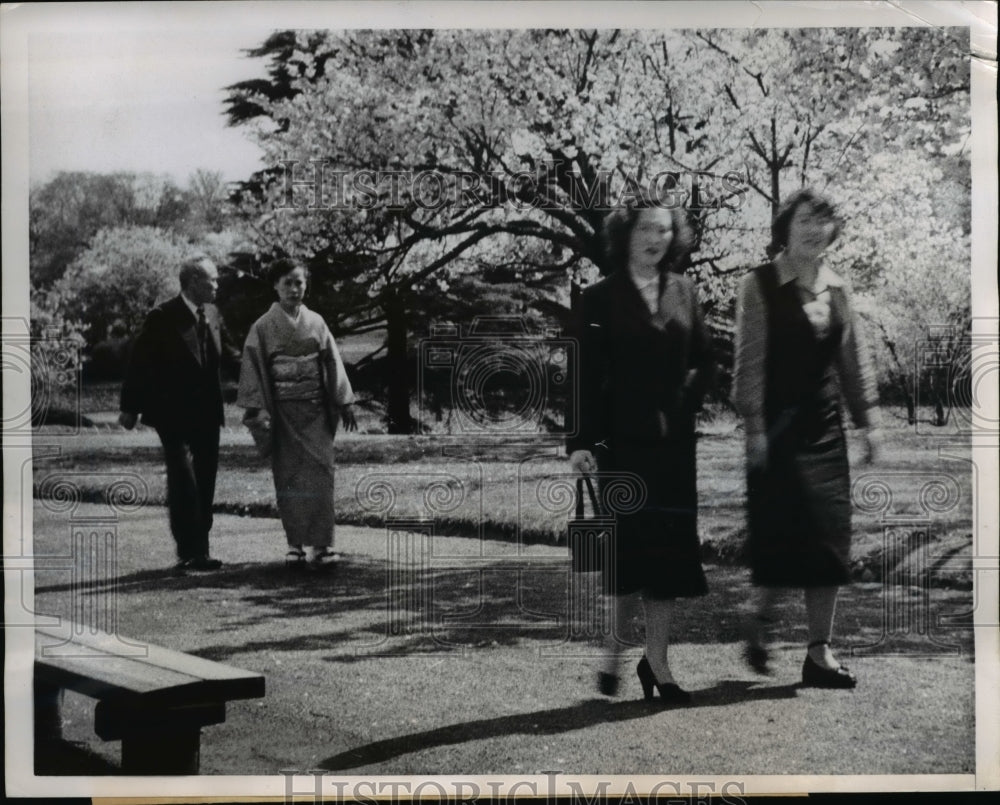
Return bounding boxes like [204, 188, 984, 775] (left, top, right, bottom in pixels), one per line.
[3, 0, 997, 798]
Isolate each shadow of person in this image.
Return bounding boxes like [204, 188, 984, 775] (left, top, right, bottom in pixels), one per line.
[34, 560, 339, 595]
[318, 679, 799, 771]
[684, 678, 801, 707]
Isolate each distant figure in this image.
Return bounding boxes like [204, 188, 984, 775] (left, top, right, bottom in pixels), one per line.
[733, 189, 880, 688]
[237, 259, 357, 569]
[119, 255, 240, 572]
[568, 196, 714, 703]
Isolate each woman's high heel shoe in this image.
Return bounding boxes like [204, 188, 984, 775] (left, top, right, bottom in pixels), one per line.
[636, 656, 691, 705]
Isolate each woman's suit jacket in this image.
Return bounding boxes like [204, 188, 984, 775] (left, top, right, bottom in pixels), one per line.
[567, 270, 713, 455]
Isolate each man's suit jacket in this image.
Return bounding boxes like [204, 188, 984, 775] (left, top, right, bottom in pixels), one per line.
[120, 295, 238, 431]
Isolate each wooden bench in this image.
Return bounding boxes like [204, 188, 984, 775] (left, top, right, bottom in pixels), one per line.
[35, 621, 265, 774]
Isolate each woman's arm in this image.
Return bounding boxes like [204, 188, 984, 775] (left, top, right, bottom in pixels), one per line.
[834, 286, 879, 429]
[320, 326, 356, 407]
[732, 272, 767, 434]
[732, 272, 769, 470]
[834, 286, 881, 463]
[236, 324, 270, 415]
[320, 322, 358, 432]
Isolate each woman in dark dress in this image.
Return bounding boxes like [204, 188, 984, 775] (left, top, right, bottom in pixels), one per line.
[733, 189, 880, 688]
[568, 199, 714, 703]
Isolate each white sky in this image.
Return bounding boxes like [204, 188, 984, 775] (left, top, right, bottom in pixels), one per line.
[29, 29, 272, 185]
[19, 1, 991, 190]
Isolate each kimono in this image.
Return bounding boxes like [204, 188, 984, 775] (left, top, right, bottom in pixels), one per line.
[237, 303, 355, 547]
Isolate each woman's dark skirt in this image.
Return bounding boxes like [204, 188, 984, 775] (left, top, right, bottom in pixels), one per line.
[598, 437, 709, 600]
[747, 429, 852, 588]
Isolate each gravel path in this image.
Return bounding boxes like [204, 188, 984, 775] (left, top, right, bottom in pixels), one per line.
[28, 503, 976, 778]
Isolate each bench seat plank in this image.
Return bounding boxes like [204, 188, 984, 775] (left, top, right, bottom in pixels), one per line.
[36, 625, 264, 707]
[35, 620, 265, 775]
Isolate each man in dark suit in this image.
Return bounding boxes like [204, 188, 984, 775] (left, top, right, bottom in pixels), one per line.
[120, 255, 239, 572]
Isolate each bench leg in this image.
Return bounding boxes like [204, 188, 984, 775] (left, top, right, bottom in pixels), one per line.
[120, 728, 201, 775]
[34, 677, 64, 745]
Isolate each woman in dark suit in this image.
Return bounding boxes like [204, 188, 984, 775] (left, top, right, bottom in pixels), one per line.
[733, 189, 880, 688]
[568, 198, 714, 703]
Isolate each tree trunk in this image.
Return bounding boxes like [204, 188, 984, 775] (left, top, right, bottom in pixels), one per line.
[384, 291, 413, 434]
[895, 372, 916, 425]
[770, 117, 780, 222]
[569, 279, 582, 315]
[873, 320, 914, 425]
[930, 369, 948, 427]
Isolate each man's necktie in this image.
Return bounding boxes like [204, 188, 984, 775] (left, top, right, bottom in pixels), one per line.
[196, 306, 208, 365]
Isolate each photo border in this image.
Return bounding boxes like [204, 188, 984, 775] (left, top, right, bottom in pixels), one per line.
[3, 0, 997, 798]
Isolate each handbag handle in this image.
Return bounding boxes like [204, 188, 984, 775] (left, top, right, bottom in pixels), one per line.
[575, 475, 604, 518]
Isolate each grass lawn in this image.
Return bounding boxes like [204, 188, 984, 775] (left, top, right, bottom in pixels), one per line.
[31, 389, 975, 588]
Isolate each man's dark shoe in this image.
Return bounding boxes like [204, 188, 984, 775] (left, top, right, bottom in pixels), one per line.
[188, 556, 223, 571]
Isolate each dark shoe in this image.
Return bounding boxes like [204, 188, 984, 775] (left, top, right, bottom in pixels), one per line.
[744, 644, 771, 675]
[637, 656, 691, 705]
[173, 558, 193, 575]
[285, 548, 306, 569]
[597, 672, 619, 696]
[801, 653, 857, 689]
[187, 555, 223, 571]
[654, 681, 693, 705]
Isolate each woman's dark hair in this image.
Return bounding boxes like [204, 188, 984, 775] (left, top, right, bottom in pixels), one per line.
[602, 193, 695, 275]
[768, 188, 842, 258]
[267, 258, 310, 286]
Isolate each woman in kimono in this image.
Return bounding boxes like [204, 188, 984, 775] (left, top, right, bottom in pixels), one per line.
[238, 259, 357, 567]
[733, 189, 880, 688]
[568, 197, 714, 704]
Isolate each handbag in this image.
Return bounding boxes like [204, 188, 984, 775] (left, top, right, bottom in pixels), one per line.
[568, 476, 614, 573]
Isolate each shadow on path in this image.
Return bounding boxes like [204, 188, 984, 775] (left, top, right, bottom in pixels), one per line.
[318, 680, 799, 771]
[35, 556, 976, 662]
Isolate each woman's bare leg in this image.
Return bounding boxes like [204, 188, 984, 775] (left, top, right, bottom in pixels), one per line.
[602, 592, 640, 677]
[643, 597, 677, 685]
[804, 585, 841, 669]
[747, 585, 781, 648]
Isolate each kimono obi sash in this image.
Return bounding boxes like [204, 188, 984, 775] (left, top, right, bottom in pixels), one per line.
[270, 352, 323, 401]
